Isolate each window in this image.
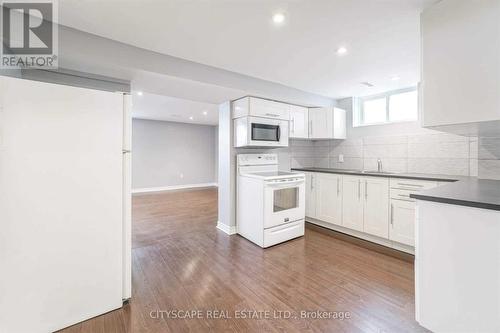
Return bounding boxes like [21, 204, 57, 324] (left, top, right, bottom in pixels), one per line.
[356, 88, 418, 126]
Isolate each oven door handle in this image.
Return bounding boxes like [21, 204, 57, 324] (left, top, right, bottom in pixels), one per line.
[277, 125, 281, 141]
[265, 179, 304, 188]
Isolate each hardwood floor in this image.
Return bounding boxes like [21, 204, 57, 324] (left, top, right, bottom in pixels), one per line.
[59, 187, 427, 333]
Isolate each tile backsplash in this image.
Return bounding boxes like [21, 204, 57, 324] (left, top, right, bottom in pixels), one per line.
[477, 137, 500, 180]
[286, 134, 500, 179]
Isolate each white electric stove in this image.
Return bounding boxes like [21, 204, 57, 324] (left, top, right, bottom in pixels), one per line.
[236, 154, 306, 248]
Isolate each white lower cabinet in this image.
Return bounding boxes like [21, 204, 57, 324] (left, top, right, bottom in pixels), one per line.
[305, 172, 317, 219]
[363, 177, 390, 238]
[316, 173, 342, 226]
[341, 176, 364, 232]
[304, 172, 440, 253]
[389, 199, 416, 246]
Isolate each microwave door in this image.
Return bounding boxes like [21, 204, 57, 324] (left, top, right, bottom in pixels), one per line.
[251, 123, 280, 142]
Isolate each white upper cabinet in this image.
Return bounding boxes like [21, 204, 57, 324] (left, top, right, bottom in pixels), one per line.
[289, 105, 309, 138]
[232, 97, 290, 120]
[421, 0, 500, 132]
[309, 107, 346, 140]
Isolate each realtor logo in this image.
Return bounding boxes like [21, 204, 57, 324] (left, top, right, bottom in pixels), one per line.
[1, 0, 58, 68]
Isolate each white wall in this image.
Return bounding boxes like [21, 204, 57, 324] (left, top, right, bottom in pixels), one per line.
[132, 119, 217, 190]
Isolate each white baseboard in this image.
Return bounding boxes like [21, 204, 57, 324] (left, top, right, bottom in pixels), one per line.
[132, 182, 218, 194]
[216, 221, 237, 235]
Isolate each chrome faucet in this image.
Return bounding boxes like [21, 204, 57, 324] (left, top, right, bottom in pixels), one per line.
[377, 158, 382, 172]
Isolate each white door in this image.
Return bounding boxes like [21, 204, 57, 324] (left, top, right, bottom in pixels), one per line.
[0, 77, 124, 333]
[289, 105, 309, 138]
[342, 176, 364, 231]
[316, 173, 342, 226]
[305, 172, 317, 219]
[390, 200, 416, 246]
[363, 177, 390, 238]
[309, 107, 333, 139]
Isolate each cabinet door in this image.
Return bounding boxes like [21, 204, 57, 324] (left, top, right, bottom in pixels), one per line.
[305, 172, 317, 219]
[342, 176, 364, 231]
[289, 105, 309, 138]
[333, 107, 346, 139]
[316, 173, 342, 226]
[309, 107, 332, 139]
[363, 177, 389, 238]
[249, 97, 290, 120]
[390, 200, 416, 246]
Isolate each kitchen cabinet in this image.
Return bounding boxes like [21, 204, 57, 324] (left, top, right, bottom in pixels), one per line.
[309, 107, 346, 140]
[289, 105, 309, 138]
[389, 178, 439, 246]
[316, 173, 342, 226]
[341, 175, 364, 232]
[421, 0, 500, 135]
[232, 96, 290, 120]
[303, 171, 444, 253]
[363, 177, 389, 238]
[390, 199, 415, 246]
[305, 172, 317, 219]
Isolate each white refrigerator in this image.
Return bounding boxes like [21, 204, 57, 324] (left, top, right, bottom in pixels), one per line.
[0, 76, 132, 332]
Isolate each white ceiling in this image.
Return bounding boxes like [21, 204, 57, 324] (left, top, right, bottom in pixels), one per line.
[132, 93, 219, 125]
[59, 0, 435, 99]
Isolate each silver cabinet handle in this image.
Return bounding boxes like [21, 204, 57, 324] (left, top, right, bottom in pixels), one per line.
[337, 178, 340, 196]
[365, 180, 368, 200]
[311, 175, 314, 190]
[291, 118, 295, 134]
[358, 179, 361, 200]
[390, 204, 394, 226]
[265, 113, 280, 117]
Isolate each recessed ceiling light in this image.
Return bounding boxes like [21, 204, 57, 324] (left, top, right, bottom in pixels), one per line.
[336, 47, 347, 55]
[391, 75, 400, 81]
[272, 13, 285, 24]
[189, 116, 194, 120]
[136, 91, 143, 96]
[202, 111, 208, 116]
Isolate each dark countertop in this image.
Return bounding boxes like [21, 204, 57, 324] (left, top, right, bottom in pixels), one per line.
[292, 167, 500, 211]
[410, 179, 500, 211]
[291, 167, 462, 182]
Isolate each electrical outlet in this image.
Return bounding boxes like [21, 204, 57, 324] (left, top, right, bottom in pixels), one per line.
[338, 154, 344, 163]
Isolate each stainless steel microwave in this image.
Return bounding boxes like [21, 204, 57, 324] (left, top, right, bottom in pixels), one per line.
[234, 116, 289, 148]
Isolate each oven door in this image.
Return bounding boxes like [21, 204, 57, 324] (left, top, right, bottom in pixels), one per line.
[264, 177, 305, 229]
[247, 116, 288, 147]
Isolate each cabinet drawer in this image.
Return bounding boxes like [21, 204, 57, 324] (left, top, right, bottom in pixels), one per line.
[390, 178, 439, 190]
[264, 220, 304, 248]
[390, 188, 417, 202]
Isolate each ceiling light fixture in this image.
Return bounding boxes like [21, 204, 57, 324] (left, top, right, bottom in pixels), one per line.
[202, 111, 208, 116]
[336, 47, 347, 55]
[136, 91, 143, 96]
[272, 13, 285, 24]
[189, 116, 194, 120]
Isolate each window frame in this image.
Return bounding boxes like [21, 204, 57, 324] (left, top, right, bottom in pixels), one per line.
[357, 87, 418, 127]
